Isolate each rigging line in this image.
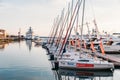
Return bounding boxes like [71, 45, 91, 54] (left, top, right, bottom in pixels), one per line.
[56, 3, 71, 53]
[71, 0, 74, 18]
[55, 10, 65, 51]
[58, 0, 81, 57]
[60, 0, 83, 58]
[55, 3, 71, 53]
[75, 0, 80, 49]
[80, 0, 86, 41]
[51, 8, 64, 47]
[59, 3, 70, 38]
[76, 5, 79, 34]
[50, 15, 59, 46]
[67, 0, 81, 50]
[52, 9, 65, 44]
[48, 18, 56, 44]
[51, 17, 59, 39]
[58, 0, 80, 56]
[56, 8, 65, 45]
[89, 0, 96, 20]
[74, 6, 79, 51]
[67, 0, 73, 33]
[79, 0, 85, 57]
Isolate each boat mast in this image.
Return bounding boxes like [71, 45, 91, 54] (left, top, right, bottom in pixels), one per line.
[79, 0, 85, 58]
[58, 0, 80, 57]
[55, 8, 65, 45]
[48, 19, 56, 44]
[48, 17, 59, 44]
[93, 19, 100, 39]
[55, 3, 71, 53]
[48, 18, 56, 44]
[80, 0, 85, 42]
[86, 22, 90, 39]
[58, 0, 82, 57]
[50, 15, 61, 47]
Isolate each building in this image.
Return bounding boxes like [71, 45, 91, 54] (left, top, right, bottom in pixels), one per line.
[0, 29, 6, 39]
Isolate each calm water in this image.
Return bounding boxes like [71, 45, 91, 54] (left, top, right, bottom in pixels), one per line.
[0, 41, 120, 80]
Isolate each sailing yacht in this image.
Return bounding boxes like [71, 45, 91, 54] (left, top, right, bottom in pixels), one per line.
[103, 41, 120, 53]
[58, 54, 114, 70]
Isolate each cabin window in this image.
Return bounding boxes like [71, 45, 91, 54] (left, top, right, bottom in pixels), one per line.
[116, 43, 120, 45]
[78, 60, 89, 62]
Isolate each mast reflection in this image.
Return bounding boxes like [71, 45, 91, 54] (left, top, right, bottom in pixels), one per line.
[0, 42, 8, 51]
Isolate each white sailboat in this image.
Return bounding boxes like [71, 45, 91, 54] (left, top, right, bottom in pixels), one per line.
[103, 41, 120, 53]
[58, 54, 114, 70]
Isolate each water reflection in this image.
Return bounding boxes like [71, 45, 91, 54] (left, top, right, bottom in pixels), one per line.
[0, 41, 55, 80]
[0, 42, 8, 51]
[0, 41, 119, 80]
[0, 68, 55, 80]
[53, 69, 113, 80]
[26, 40, 32, 51]
[0, 44, 5, 49]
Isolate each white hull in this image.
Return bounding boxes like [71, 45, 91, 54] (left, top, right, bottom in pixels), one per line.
[59, 58, 114, 70]
[103, 42, 120, 53]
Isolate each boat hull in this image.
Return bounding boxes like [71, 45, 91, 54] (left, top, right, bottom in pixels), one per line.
[59, 60, 114, 70]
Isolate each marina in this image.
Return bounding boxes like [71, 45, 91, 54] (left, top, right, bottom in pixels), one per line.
[0, 0, 120, 80]
[0, 41, 120, 80]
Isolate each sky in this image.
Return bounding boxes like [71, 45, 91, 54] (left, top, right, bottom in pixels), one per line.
[0, 0, 120, 36]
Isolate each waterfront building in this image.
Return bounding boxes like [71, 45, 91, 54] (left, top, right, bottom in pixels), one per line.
[0, 29, 6, 39]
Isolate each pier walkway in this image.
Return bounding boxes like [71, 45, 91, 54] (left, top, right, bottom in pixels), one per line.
[82, 49, 120, 67]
